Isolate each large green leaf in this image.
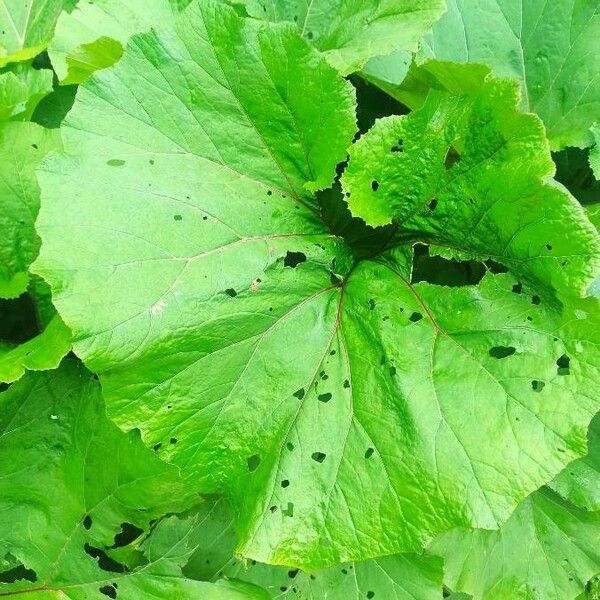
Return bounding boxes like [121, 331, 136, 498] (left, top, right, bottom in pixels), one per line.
[429, 488, 600, 600]
[0, 0, 68, 66]
[183, 498, 443, 600]
[341, 66, 600, 297]
[48, 0, 191, 83]
[0, 362, 266, 599]
[418, 0, 600, 150]
[34, 0, 600, 571]
[0, 121, 60, 298]
[228, 0, 445, 75]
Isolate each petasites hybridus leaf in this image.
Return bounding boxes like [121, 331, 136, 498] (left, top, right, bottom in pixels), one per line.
[590, 125, 600, 180]
[48, 0, 192, 83]
[0, 313, 71, 383]
[341, 67, 600, 298]
[0, 121, 60, 298]
[0, 0, 69, 66]
[184, 498, 443, 600]
[229, 0, 445, 75]
[35, 0, 600, 570]
[0, 62, 53, 120]
[0, 362, 266, 599]
[551, 411, 600, 512]
[418, 0, 600, 150]
[430, 409, 600, 599]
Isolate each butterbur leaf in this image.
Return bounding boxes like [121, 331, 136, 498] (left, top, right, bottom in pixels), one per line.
[0, 0, 68, 67]
[419, 0, 600, 150]
[0, 362, 265, 599]
[429, 488, 600, 600]
[551, 411, 600, 512]
[34, 0, 600, 571]
[341, 67, 600, 297]
[590, 125, 600, 180]
[229, 0, 445, 75]
[0, 62, 53, 121]
[48, 0, 192, 83]
[184, 498, 443, 600]
[0, 122, 60, 298]
[0, 313, 71, 383]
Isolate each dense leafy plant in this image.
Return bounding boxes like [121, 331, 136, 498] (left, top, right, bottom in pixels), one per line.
[1, 1, 599, 598]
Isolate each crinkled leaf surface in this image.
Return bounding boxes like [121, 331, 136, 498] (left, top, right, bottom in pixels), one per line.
[0, 62, 53, 120]
[0, 362, 266, 599]
[48, 0, 192, 83]
[228, 0, 445, 75]
[0, 121, 60, 298]
[429, 487, 600, 600]
[183, 498, 443, 600]
[341, 68, 600, 297]
[0, 0, 68, 66]
[0, 313, 71, 383]
[419, 0, 600, 150]
[35, 0, 600, 571]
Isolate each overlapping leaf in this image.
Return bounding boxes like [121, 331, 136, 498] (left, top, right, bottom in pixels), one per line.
[227, 0, 445, 75]
[429, 412, 600, 600]
[184, 498, 443, 600]
[34, 0, 600, 574]
[0, 61, 53, 120]
[0, 0, 71, 66]
[48, 0, 191, 83]
[418, 0, 600, 150]
[341, 65, 600, 297]
[0, 121, 59, 298]
[0, 362, 266, 599]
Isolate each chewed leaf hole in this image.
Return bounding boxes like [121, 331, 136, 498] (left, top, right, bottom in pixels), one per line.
[99, 584, 117, 599]
[111, 522, 143, 548]
[391, 139, 404, 152]
[106, 159, 125, 167]
[532, 380, 545, 392]
[371, 180, 379, 191]
[281, 479, 290, 488]
[318, 392, 332, 403]
[173, 214, 182, 221]
[224, 288, 237, 297]
[557, 354, 570, 376]
[282, 502, 294, 517]
[512, 283, 523, 294]
[409, 312, 423, 323]
[428, 198, 437, 210]
[284, 251, 307, 268]
[83, 514, 92, 530]
[293, 388, 305, 400]
[84, 544, 126, 573]
[365, 447, 374, 459]
[288, 569, 299, 578]
[444, 146, 461, 169]
[367, 592, 375, 599]
[0, 564, 37, 584]
[489, 346, 516, 359]
[247, 454, 261, 472]
[312, 451, 326, 463]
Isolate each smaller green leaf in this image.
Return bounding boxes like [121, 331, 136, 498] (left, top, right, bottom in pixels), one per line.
[0, 0, 68, 66]
[48, 0, 190, 83]
[551, 411, 600, 512]
[0, 122, 61, 299]
[0, 314, 71, 383]
[234, 0, 445, 75]
[590, 125, 600, 180]
[430, 487, 600, 600]
[0, 63, 53, 120]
